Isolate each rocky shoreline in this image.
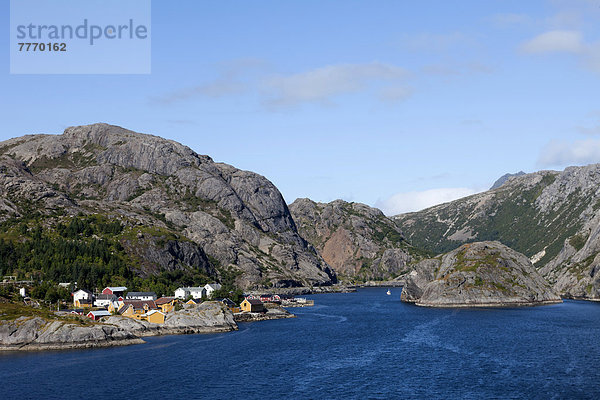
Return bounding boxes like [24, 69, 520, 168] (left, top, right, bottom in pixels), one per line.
[410, 299, 562, 308]
[234, 304, 295, 322]
[0, 302, 237, 351]
[247, 285, 356, 296]
[360, 280, 404, 288]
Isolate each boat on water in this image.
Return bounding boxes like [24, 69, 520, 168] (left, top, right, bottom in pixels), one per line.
[386, 290, 391, 295]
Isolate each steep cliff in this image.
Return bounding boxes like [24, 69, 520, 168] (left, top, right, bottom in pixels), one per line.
[289, 198, 426, 282]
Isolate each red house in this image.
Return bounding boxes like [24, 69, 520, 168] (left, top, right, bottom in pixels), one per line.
[259, 294, 281, 304]
[87, 310, 111, 321]
[102, 286, 127, 297]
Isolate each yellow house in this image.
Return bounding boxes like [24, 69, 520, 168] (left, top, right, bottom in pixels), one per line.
[74, 299, 93, 309]
[118, 300, 158, 320]
[155, 297, 177, 313]
[186, 298, 202, 306]
[108, 300, 121, 314]
[240, 298, 265, 313]
[143, 310, 166, 324]
[118, 304, 137, 318]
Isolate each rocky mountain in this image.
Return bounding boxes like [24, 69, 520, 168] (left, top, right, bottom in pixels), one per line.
[289, 198, 427, 282]
[400, 241, 561, 307]
[394, 164, 600, 299]
[490, 171, 525, 190]
[0, 123, 336, 290]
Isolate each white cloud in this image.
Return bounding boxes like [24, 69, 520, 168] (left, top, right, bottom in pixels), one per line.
[262, 62, 409, 106]
[520, 30, 600, 74]
[537, 139, 600, 167]
[375, 188, 478, 216]
[520, 30, 584, 54]
[576, 124, 600, 135]
[156, 80, 245, 104]
[152, 58, 266, 104]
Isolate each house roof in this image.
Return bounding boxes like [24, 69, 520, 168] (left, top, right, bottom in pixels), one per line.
[244, 298, 263, 305]
[122, 300, 157, 310]
[95, 294, 116, 300]
[142, 310, 165, 317]
[74, 289, 92, 295]
[177, 287, 205, 292]
[126, 292, 156, 297]
[105, 286, 128, 292]
[219, 298, 237, 307]
[88, 310, 111, 317]
[155, 297, 176, 305]
[205, 283, 222, 290]
[117, 304, 132, 314]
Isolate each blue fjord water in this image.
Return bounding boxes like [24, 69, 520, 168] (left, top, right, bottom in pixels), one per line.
[1, 288, 600, 399]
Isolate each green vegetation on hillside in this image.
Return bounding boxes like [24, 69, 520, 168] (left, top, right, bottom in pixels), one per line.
[0, 214, 216, 297]
[398, 173, 589, 266]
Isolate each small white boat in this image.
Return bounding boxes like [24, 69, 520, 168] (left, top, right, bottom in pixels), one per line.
[386, 290, 391, 295]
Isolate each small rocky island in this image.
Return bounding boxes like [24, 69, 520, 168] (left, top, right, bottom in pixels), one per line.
[401, 241, 562, 307]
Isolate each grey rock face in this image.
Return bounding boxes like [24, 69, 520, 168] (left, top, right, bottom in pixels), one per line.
[122, 237, 214, 278]
[540, 212, 600, 299]
[0, 123, 336, 289]
[0, 316, 143, 350]
[289, 198, 423, 281]
[401, 241, 561, 307]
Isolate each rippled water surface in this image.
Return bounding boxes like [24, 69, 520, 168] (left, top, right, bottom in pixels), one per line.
[1, 288, 600, 399]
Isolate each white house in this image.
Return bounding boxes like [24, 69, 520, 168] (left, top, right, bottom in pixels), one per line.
[204, 283, 222, 299]
[18, 287, 26, 297]
[174, 287, 189, 299]
[73, 289, 92, 303]
[94, 293, 117, 308]
[73, 289, 93, 307]
[125, 292, 157, 301]
[174, 287, 206, 299]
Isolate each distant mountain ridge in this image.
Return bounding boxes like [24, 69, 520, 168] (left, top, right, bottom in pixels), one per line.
[394, 164, 600, 299]
[490, 171, 526, 190]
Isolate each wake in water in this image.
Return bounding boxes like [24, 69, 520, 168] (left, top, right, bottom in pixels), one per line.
[401, 312, 522, 375]
[309, 312, 348, 323]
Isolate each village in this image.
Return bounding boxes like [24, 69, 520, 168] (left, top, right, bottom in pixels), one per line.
[69, 283, 314, 324]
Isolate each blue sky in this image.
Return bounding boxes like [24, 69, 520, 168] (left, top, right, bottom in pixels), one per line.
[2, 0, 600, 214]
